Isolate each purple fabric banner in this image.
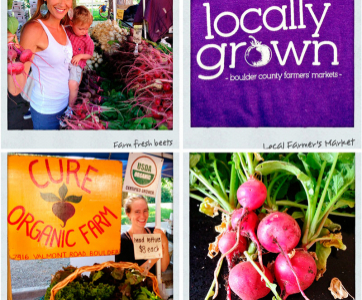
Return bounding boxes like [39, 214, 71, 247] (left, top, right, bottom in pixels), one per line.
[191, 0, 354, 127]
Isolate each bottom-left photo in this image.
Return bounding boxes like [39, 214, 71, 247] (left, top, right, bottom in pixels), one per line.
[6, 152, 174, 300]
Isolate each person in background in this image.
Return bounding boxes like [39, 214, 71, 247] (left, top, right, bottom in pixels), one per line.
[65, 6, 94, 107]
[115, 196, 170, 274]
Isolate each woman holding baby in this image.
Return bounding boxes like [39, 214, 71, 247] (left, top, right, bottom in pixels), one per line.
[7, 0, 93, 130]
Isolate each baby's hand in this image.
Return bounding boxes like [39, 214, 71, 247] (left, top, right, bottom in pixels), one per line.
[71, 55, 82, 66]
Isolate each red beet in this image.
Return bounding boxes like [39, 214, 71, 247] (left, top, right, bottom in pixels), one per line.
[52, 202, 76, 228]
[8, 62, 24, 75]
[19, 49, 33, 63]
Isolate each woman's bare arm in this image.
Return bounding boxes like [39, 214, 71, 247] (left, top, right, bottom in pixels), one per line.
[8, 22, 44, 96]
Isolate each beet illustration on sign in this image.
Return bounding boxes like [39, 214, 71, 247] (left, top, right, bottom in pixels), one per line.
[245, 36, 272, 67]
[40, 183, 82, 227]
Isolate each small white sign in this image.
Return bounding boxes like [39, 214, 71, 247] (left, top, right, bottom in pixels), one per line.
[133, 233, 163, 260]
[123, 153, 164, 197]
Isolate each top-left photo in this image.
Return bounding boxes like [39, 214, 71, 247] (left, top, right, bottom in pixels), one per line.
[7, 0, 173, 131]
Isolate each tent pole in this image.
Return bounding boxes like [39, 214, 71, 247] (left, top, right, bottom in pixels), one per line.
[155, 178, 162, 288]
[143, 0, 146, 39]
[113, 0, 116, 23]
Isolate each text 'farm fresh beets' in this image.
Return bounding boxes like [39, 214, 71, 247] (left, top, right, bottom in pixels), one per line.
[191, 0, 354, 127]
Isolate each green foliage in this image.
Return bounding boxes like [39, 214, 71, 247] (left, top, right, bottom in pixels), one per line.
[8, 16, 19, 34]
[121, 205, 173, 225]
[145, 178, 173, 204]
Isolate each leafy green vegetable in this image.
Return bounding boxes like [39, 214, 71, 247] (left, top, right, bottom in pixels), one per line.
[8, 16, 19, 35]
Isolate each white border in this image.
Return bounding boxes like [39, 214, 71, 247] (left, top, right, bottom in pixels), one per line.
[1, 0, 179, 150]
[183, 1, 362, 149]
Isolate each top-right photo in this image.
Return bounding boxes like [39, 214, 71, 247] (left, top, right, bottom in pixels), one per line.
[191, 0, 354, 127]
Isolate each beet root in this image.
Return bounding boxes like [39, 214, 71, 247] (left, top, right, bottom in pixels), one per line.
[52, 202, 76, 227]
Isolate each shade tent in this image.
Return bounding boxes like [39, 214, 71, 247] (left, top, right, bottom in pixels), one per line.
[30, 153, 173, 178]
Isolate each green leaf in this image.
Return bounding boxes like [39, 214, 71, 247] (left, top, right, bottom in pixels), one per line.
[59, 183, 68, 199]
[158, 124, 168, 130]
[319, 153, 338, 164]
[91, 270, 103, 282]
[323, 218, 341, 232]
[40, 192, 60, 202]
[8, 16, 19, 34]
[190, 154, 201, 168]
[292, 211, 304, 220]
[65, 195, 83, 204]
[306, 153, 322, 170]
[8, 0, 13, 10]
[111, 268, 125, 280]
[315, 238, 332, 280]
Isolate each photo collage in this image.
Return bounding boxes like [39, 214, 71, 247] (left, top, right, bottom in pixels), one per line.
[2, 0, 361, 300]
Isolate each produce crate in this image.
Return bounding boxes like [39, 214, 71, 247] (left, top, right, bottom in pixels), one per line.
[49, 261, 161, 300]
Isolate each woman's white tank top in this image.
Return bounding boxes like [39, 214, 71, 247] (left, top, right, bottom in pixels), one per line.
[30, 19, 73, 114]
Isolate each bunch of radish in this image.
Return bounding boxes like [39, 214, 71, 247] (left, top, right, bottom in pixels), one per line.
[189, 153, 335, 300]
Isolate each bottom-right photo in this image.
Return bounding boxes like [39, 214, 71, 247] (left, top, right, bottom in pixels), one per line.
[189, 152, 355, 300]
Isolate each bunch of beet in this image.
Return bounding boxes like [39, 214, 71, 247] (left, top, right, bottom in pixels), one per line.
[7, 42, 51, 99]
[212, 178, 317, 300]
[122, 40, 173, 130]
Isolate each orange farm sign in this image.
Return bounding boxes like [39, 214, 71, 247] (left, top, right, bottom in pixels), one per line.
[8, 155, 123, 260]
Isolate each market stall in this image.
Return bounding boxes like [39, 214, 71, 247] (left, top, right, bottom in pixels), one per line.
[7, 153, 174, 300]
[7, 0, 173, 130]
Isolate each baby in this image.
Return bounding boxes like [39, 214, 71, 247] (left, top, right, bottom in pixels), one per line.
[65, 6, 94, 107]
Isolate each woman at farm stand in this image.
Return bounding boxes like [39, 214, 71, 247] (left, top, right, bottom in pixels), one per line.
[115, 195, 170, 274]
[8, 0, 73, 130]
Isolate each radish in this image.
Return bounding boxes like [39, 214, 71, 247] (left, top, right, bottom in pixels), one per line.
[274, 250, 317, 299]
[218, 231, 248, 300]
[231, 210, 264, 270]
[257, 212, 311, 300]
[237, 177, 267, 210]
[219, 231, 247, 268]
[257, 212, 301, 253]
[229, 261, 273, 300]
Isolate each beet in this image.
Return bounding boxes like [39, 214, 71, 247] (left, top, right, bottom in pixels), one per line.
[52, 202, 76, 228]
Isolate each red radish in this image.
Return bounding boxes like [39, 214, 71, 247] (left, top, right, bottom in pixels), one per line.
[229, 261, 273, 300]
[218, 231, 247, 268]
[138, 45, 144, 52]
[237, 177, 267, 210]
[231, 210, 264, 270]
[218, 231, 248, 300]
[274, 250, 316, 299]
[257, 212, 301, 253]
